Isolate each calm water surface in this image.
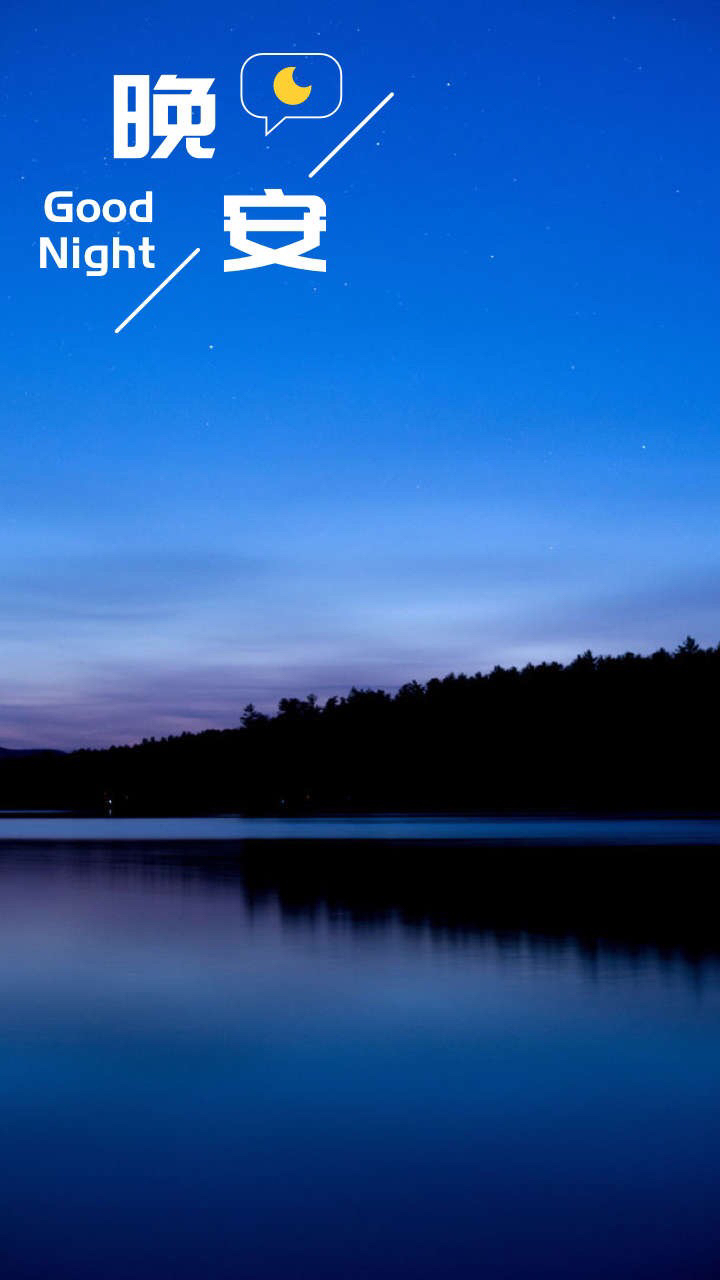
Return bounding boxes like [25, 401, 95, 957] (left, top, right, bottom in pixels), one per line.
[0, 822, 719, 1278]
[2, 812, 720, 841]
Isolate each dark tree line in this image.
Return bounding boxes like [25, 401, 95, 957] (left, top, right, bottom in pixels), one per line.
[1, 637, 718, 815]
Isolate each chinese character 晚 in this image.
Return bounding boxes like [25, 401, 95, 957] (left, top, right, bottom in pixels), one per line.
[114, 74, 216, 159]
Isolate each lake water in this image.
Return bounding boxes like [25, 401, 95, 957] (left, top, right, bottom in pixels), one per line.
[0, 819, 719, 1278]
[2, 812, 720, 842]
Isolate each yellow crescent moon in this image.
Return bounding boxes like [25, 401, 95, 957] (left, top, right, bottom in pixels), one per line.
[273, 65, 312, 106]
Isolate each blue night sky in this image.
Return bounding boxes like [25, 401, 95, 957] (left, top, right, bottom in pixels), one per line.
[2, 0, 720, 747]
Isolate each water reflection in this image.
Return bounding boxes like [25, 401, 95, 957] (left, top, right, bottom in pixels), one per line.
[0, 839, 719, 1279]
[2, 833, 717, 962]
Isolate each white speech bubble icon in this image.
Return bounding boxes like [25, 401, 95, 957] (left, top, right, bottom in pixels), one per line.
[241, 52, 343, 135]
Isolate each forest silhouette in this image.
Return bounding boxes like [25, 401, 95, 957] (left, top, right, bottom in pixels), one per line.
[0, 637, 718, 815]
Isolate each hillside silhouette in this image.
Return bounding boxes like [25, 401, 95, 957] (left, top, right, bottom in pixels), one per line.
[1, 637, 718, 815]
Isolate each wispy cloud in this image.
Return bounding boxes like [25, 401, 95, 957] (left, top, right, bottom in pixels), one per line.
[1, 546, 719, 749]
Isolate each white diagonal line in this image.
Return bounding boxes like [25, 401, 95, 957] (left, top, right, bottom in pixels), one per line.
[307, 92, 395, 179]
[114, 247, 201, 333]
